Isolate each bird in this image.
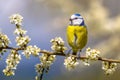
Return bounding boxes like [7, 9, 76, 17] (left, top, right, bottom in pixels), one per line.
[66, 13, 88, 55]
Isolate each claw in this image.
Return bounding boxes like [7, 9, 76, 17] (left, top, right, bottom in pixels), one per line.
[78, 50, 82, 58]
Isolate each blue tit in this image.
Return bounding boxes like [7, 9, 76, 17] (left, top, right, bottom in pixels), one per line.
[66, 13, 88, 55]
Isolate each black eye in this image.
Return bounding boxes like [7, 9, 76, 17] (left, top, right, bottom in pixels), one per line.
[69, 19, 72, 21]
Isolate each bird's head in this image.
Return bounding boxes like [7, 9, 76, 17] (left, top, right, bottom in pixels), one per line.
[69, 13, 85, 26]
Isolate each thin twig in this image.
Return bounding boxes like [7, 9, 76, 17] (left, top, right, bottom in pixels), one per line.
[40, 68, 45, 80]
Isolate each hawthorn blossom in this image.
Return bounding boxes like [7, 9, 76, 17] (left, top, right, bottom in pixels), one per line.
[50, 37, 67, 52]
[9, 14, 23, 25]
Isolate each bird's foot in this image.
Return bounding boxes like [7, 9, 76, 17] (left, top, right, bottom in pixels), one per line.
[77, 50, 82, 59]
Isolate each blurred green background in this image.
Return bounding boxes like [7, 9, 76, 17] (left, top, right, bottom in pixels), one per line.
[0, 0, 120, 80]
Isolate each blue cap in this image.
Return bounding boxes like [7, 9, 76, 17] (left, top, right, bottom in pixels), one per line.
[71, 13, 83, 19]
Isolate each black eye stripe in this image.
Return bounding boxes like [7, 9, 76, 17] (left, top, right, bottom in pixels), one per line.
[74, 18, 78, 19]
[69, 18, 83, 21]
[71, 18, 78, 20]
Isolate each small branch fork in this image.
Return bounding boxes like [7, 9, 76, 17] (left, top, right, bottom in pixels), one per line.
[1, 46, 120, 63]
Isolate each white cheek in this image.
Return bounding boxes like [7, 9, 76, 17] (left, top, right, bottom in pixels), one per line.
[73, 19, 83, 25]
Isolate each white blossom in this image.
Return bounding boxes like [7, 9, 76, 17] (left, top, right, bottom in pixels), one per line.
[6, 50, 21, 69]
[102, 61, 117, 75]
[14, 28, 27, 35]
[31, 45, 41, 56]
[86, 47, 100, 60]
[35, 64, 43, 74]
[16, 36, 31, 47]
[50, 37, 67, 52]
[0, 33, 10, 47]
[3, 50, 21, 76]
[9, 14, 23, 25]
[64, 55, 79, 70]
[35, 76, 39, 80]
[22, 45, 40, 58]
[35, 53, 56, 78]
[40, 54, 56, 67]
[82, 59, 90, 66]
[3, 67, 15, 76]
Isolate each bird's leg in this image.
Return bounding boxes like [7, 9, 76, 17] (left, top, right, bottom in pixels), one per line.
[78, 50, 82, 58]
[67, 49, 72, 56]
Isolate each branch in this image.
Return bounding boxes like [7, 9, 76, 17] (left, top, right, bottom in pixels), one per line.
[1, 46, 120, 63]
[1, 46, 24, 51]
[40, 51, 120, 63]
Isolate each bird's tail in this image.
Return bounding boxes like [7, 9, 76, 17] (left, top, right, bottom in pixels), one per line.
[72, 48, 78, 55]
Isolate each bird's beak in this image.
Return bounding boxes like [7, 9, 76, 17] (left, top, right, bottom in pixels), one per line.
[69, 18, 72, 21]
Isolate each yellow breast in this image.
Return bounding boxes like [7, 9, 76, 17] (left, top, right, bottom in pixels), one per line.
[66, 25, 88, 50]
